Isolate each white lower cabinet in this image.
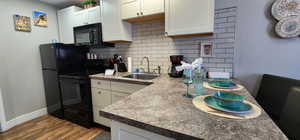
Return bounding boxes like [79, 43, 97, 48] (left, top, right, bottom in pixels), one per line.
[91, 79, 148, 127]
[92, 87, 112, 127]
[93, 106, 111, 127]
[111, 121, 174, 140]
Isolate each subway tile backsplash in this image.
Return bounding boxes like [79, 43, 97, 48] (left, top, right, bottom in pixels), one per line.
[92, 7, 237, 76]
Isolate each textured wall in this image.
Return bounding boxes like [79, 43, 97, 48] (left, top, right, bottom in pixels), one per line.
[92, 7, 237, 75]
[235, 0, 300, 96]
[0, 0, 59, 121]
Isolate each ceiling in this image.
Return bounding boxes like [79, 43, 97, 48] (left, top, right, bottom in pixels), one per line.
[39, 0, 82, 8]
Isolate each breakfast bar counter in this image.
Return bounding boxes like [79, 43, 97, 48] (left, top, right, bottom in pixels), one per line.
[93, 74, 288, 140]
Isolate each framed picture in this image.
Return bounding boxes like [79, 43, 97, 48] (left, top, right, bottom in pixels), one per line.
[13, 15, 31, 32]
[33, 11, 48, 27]
[200, 41, 214, 57]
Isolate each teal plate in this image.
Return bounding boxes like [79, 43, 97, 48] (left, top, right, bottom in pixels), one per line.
[204, 96, 252, 114]
[208, 80, 237, 89]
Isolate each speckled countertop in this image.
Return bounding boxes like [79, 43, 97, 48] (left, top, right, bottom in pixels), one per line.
[90, 74, 288, 140]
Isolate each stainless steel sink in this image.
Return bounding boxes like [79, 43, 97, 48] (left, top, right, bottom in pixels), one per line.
[122, 73, 159, 80]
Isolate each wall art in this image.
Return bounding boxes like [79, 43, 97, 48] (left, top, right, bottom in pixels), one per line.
[272, 0, 300, 38]
[200, 41, 214, 57]
[33, 11, 48, 27]
[13, 14, 31, 32]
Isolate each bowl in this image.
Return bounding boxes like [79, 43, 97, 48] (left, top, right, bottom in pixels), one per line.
[213, 91, 244, 109]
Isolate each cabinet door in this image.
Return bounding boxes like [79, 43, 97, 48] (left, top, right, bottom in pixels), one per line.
[74, 11, 88, 27]
[57, 6, 81, 44]
[58, 11, 75, 43]
[91, 79, 111, 90]
[140, 0, 164, 16]
[91, 88, 112, 107]
[111, 121, 174, 140]
[93, 106, 111, 127]
[121, 0, 141, 20]
[102, 0, 132, 42]
[87, 6, 101, 24]
[165, 0, 214, 36]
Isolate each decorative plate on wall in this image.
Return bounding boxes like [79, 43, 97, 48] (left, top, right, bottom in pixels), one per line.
[275, 16, 300, 38]
[272, 0, 300, 21]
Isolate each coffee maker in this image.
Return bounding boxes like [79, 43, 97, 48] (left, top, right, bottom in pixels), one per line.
[168, 55, 184, 78]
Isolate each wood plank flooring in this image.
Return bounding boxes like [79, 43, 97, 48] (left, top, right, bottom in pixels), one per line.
[0, 115, 104, 140]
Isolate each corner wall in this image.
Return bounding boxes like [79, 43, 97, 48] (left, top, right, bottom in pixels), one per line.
[235, 0, 300, 96]
[0, 0, 59, 122]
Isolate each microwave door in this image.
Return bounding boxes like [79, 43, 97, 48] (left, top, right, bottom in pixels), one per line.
[75, 30, 91, 46]
[89, 31, 95, 45]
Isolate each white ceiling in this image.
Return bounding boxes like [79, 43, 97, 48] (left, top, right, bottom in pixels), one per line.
[39, 0, 81, 8]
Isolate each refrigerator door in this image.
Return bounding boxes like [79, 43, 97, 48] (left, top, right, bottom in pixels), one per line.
[42, 69, 64, 119]
[40, 43, 61, 70]
[56, 46, 89, 74]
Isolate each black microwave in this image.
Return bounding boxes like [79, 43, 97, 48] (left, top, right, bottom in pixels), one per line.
[74, 23, 114, 47]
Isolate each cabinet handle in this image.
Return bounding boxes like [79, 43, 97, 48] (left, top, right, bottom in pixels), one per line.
[137, 12, 139, 16]
[141, 12, 143, 15]
[98, 91, 102, 94]
[97, 81, 101, 85]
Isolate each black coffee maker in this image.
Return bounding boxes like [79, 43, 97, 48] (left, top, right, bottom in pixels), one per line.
[168, 55, 184, 78]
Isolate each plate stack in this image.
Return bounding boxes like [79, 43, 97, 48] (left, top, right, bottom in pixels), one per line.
[204, 91, 252, 114]
[193, 79, 262, 119]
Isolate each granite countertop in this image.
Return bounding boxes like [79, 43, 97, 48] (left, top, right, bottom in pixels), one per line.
[90, 74, 288, 140]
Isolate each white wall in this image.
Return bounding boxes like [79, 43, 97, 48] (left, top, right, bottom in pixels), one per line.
[0, 0, 59, 121]
[235, 0, 300, 96]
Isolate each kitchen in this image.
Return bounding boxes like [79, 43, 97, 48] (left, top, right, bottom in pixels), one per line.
[0, 0, 299, 140]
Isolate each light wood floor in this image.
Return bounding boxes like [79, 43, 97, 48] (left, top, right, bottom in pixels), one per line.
[0, 115, 104, 140]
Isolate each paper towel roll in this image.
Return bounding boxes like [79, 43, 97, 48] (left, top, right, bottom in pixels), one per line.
[127, 57, 132, 73]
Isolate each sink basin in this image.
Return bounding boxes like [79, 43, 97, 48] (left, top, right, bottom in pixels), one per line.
[122, 73, 159, 80]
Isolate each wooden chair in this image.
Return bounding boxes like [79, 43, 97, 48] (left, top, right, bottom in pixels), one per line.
[256, 74, 300, 123]
[279, 87, 300, 140]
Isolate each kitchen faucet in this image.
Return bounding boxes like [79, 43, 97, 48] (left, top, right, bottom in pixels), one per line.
[140, 56, 150, 73]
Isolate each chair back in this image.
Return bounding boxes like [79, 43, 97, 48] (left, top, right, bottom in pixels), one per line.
[279, 87, 300, 140]
[256, 74, 300, 122]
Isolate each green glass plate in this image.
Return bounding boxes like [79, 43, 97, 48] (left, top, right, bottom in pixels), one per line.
[208, 80, 237, 89]
[204, 96, 252, 114]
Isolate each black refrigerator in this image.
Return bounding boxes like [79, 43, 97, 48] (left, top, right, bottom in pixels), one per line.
[40, 43, 89, 119]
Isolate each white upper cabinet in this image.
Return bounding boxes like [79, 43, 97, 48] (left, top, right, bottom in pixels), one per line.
[140, 0, 164, 16]
[165, 0, 215, 36]
[122, 0, 141, 20]
[87, 6, 101, 24]
[74, 10, 88, 26]
[102, 0, 132, 42]
[74, 6, 101, 27]
[121, 0, 164, 20]
[57, 6, 82, 44]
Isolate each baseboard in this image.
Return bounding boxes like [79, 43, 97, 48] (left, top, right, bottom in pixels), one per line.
[1, 108, 47, 132]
